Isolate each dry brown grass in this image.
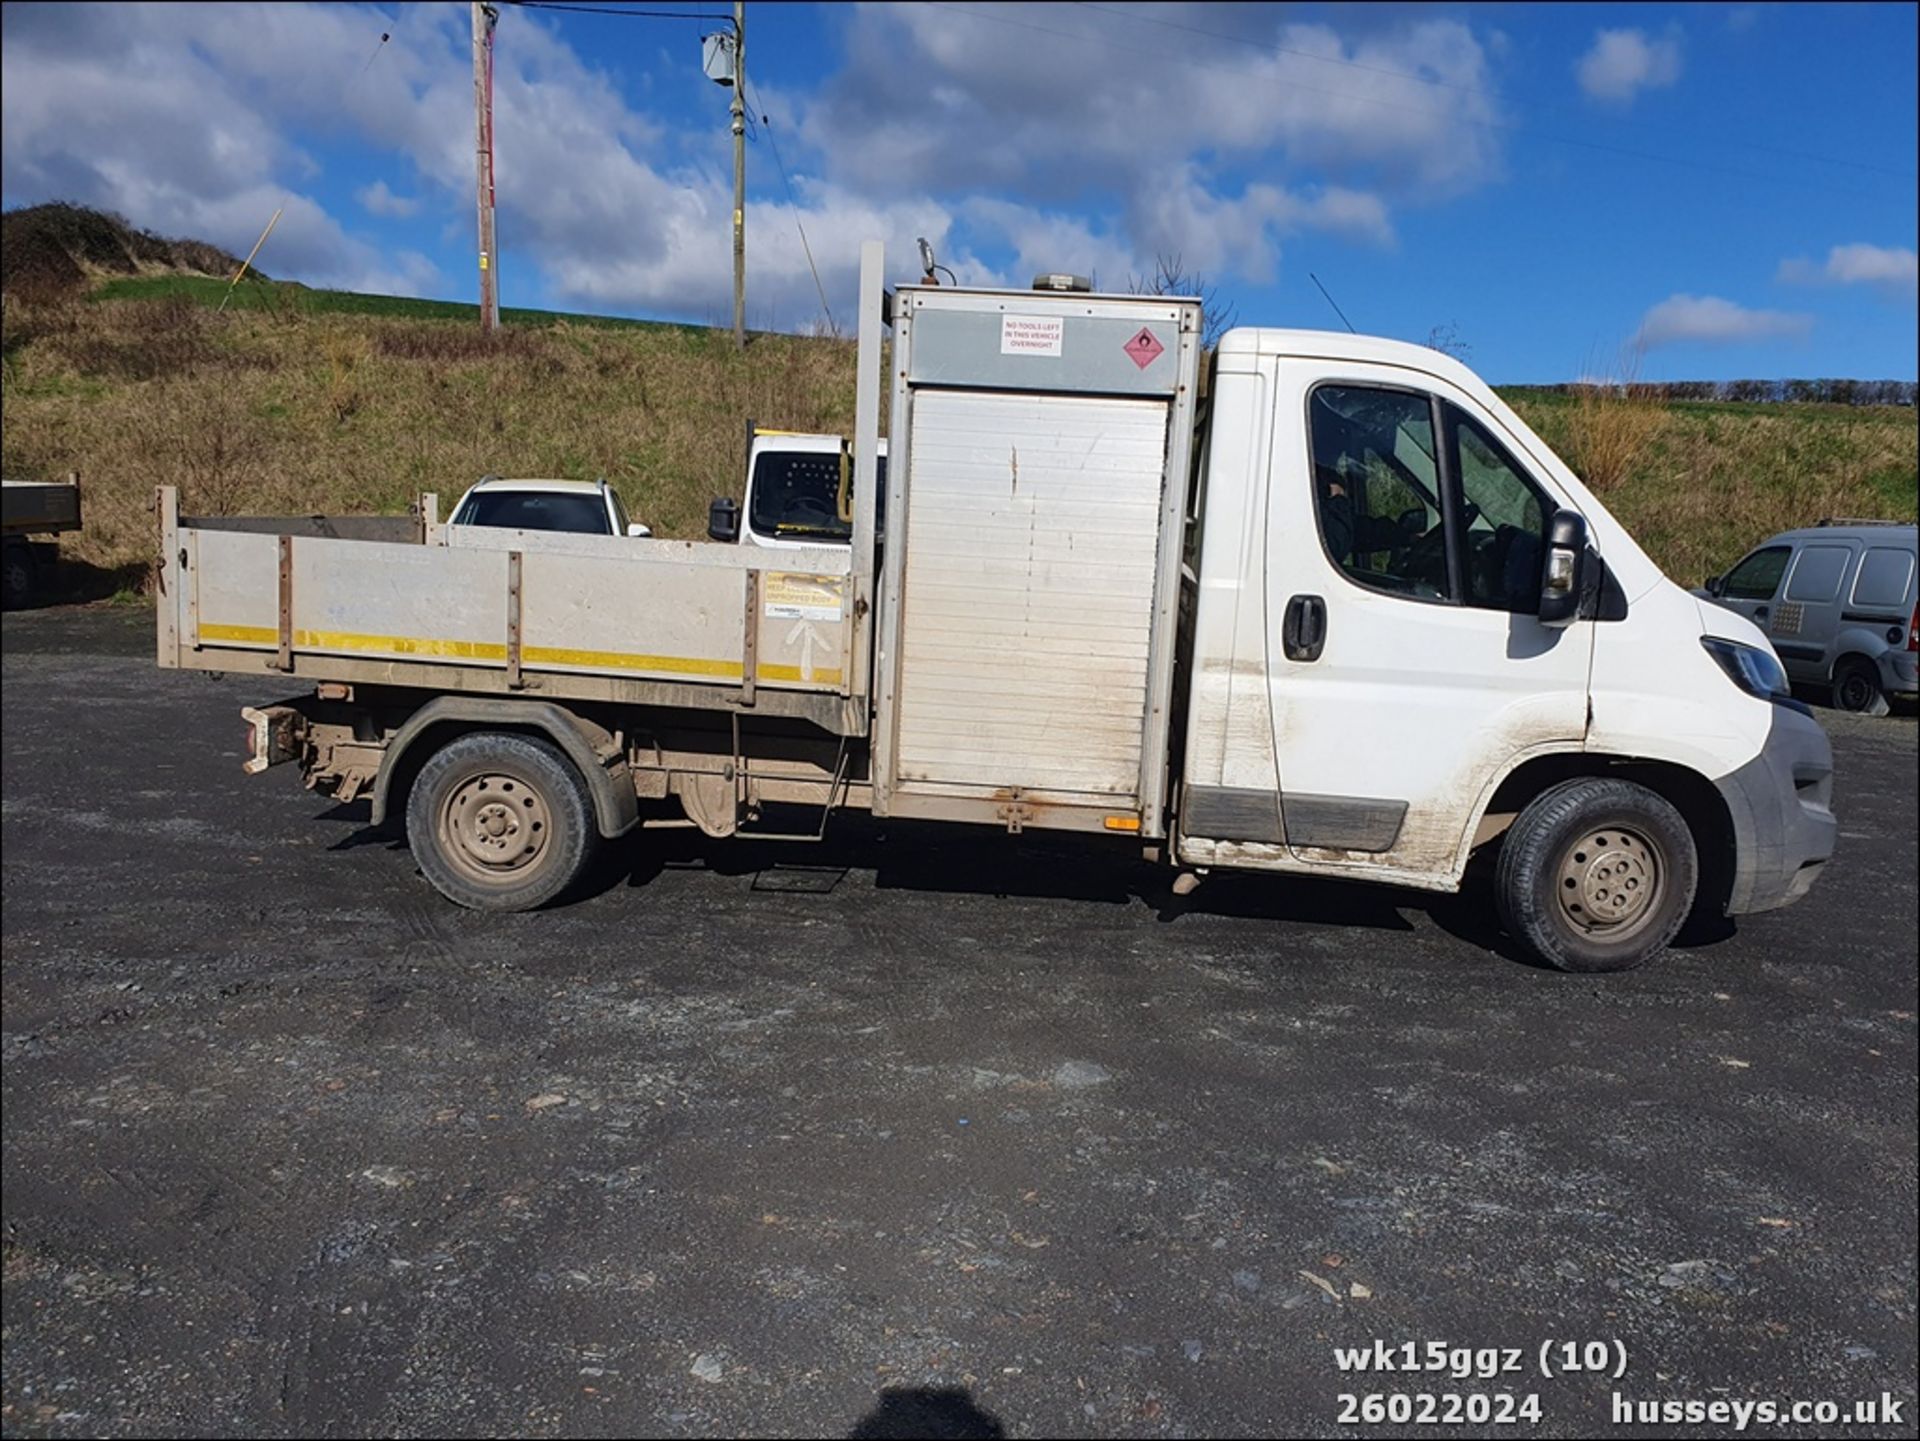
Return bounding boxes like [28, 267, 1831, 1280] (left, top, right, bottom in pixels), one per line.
[1563, 383, 1667, 497]
[1511, 392, 1916, 586]
[2, 290, 859, 576]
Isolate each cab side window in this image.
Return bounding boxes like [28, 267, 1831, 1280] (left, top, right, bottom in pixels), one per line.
[1447, 410, 1551, 613]
[1309, 385, 1449, 601]
[1722, 546, 1790, 601]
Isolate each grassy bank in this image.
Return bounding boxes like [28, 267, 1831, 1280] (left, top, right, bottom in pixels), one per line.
[91, 273, 682, 332]
[3, 288, 856, 578]
[2, 285, 1913, 588]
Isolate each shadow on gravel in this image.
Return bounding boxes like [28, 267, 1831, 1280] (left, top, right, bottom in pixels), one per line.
[2, 556, 148, 610]
[315, 795, 1760, 970]
[849, 1387, 1006, 1440]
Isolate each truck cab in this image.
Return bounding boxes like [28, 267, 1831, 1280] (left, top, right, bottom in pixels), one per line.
[1177, 330, 1835, 963]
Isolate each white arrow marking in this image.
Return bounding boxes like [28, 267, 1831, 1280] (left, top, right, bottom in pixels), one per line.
[784, 618, 827, 681]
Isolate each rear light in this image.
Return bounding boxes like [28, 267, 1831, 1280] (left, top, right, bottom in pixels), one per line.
[1909, 602, 1918, 652]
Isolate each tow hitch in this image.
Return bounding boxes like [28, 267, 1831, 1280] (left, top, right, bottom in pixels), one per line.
[241, 705, 307, 775]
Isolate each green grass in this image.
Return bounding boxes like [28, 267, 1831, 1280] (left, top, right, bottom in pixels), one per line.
[92, 273, 694, 333]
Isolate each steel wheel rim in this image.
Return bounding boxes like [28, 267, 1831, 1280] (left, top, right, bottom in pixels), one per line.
[1837, 668, 1875, 711]
[439, 770, 551, 884]
[1556, 824, 1662, 938]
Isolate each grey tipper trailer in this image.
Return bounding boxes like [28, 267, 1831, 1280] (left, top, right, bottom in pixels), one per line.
[3, 475, 83, 606]
[157, 243, 1205, 908]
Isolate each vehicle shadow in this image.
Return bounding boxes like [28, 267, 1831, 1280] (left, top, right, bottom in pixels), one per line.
[600, 806, 1539, 955]
[316, 800, 1738, 970]
[848, 1386, 1006, 1439]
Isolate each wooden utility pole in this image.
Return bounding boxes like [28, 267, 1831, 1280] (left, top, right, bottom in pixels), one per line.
[472, 1, 501, 332]
[731, 0, 745, 349]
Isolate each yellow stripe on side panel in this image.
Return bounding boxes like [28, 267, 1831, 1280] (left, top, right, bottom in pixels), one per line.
[521, 644, 741, 679]
[760, 663, 845, 685]
[198, 623, 833, 684]
[197, 623, 278, 646]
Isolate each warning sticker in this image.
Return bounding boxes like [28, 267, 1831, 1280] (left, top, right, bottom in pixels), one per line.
[1123, 326, 1165, 369]
[1000, 314, 1065, 357]
[763, 572, 845, 622]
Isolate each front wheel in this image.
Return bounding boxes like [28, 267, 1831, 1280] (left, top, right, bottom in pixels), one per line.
[1495, 778, 1698, 973]
[406, 731, 597, 911]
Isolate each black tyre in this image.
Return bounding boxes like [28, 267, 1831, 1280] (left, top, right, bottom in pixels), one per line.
[1831, 655, 1889, 717]
[405, 731, 597, 911]
[1495, 778, 1697, 973]
[1, 541, 33, 610]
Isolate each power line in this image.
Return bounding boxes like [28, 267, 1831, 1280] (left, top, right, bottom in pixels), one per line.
[497, 1, 732, 21]
[743, 75, 835, 333]
[1309, 272, 1356, 333]
[919, 1, 1900, 200]
[1071, 0, 1916, 182]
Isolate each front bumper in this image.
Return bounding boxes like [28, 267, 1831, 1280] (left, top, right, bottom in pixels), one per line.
[1714, 702, 1837, 914]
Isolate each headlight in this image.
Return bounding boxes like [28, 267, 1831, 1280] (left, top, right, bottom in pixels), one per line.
[1701, 636, 1791, 702]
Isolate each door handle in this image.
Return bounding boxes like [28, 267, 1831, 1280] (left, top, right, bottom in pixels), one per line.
[1283, 594, 1327, 662]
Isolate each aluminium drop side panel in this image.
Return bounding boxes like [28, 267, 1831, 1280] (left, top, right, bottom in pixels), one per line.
[183, 523, 853, 698]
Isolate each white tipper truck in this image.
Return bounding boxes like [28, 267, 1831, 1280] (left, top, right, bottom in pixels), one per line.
[156, 243, 1835, 972]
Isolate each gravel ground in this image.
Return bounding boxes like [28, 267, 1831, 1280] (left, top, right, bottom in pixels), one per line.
[3, 604, 1915, 1439]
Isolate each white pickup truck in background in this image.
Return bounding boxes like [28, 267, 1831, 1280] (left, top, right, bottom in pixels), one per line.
[155, 242, 1836, 974]
[704, 428, 886, 549]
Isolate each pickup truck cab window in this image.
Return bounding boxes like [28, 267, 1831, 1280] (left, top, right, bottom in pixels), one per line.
[748, 451, 888, 543]
[1722, 545, 1790, 601]
[1309, 384, 1447, 601]
[1447, 408, 1550, 613]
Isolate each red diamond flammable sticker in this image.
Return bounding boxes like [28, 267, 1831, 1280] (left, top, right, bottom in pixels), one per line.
[1123, 326, 1165, 369]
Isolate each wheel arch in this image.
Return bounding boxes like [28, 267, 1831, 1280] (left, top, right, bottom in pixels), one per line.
[369, 697, 639, 839]
[1468, 751, 1735, 919]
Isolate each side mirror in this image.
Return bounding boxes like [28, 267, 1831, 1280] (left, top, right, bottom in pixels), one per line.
[707, 496, 740, 544]
[625, 522, 652, 539]
[1538, 509, 1588, 628]
[1703, 574, 1723, 596]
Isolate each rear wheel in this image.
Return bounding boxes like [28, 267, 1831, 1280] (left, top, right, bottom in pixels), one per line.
[1495, 778, 1697, 973]
[406, 731, 597, 911]
[1, 540, 33, 609]
[1831, 655, 1889, 716]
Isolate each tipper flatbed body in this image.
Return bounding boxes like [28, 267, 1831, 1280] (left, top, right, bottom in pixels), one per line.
[3, 475, 83, 606]
[158, 242, 1836, 973]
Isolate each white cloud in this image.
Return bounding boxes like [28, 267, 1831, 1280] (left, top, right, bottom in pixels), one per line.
[1777, 243, 1919, 299]
[804, 7, 1504, 200]
[357, 180, 420, 219]
[1576, 28, 1683, 105]
[1633, 294, 1812, 349]
[0, 1, 1485, 329]
[0, 2, 448, 296]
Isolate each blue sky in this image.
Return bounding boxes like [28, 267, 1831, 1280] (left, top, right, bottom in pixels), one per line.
[3, 1, 1915, 382]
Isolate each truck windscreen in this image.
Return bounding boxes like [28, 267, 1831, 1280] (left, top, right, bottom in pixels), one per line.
[750, 453, 887, 542]
[455, 492, 609, 534]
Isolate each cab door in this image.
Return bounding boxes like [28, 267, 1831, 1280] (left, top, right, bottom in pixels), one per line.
[1262, 360, 1594, 879]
